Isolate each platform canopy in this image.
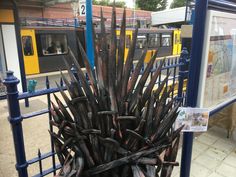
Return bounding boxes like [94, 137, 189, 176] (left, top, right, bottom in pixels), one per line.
[151, 7, 187, 26]
[0, 0, 79, 8]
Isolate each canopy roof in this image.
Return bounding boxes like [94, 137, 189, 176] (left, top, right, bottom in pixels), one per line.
[1, 0, 77, 8]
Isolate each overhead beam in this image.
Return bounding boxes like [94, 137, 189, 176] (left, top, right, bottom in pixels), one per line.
[43, 0, 78, 7]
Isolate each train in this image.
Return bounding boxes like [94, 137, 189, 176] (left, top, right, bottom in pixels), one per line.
[21, 27, 182, 75]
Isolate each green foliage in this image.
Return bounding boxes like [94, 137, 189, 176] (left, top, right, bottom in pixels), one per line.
[170, 0, 186, 9]
[136, 0, 167, 11]
[92, 0, 126, 8]
[114, 1, 126, 8]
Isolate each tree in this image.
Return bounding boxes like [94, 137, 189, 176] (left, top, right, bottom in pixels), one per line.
[93, 0, 126, 8]
[92, 0, 110, 6]
[136, 0, 167, 11]
[170, 0, 186, 9]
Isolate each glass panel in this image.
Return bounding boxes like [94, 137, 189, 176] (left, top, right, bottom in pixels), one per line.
[148, 34, 160, 48]
[107, 34, 111, 49]
[162, 34, 172, 47]
[40, 34, 68, 56]
[179, 35, 182, 44]
[174, 34, 178, 44]
[22, 36, 34, 56]
[116, 35, 131, 48]
[0, 27, 6, 96]
[117, 35, 120, 47]
[126, 35, 131, 48]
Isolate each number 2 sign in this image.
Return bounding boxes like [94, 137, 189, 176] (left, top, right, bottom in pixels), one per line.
[79, 0, 86, 16]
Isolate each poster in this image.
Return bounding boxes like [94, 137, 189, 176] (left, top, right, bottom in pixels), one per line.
[198, 10, 236, 109]
[175, 107, 209, 132]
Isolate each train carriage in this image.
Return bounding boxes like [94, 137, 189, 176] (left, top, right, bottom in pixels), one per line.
[121, 28, 182, 62]
[21, 27, 85, 75]
[21, 27, 181, 76]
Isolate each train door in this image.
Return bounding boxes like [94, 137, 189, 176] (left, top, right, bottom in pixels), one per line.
[173, 30, 179, 55]
[21, 29, 40, 75]
[116, 30, 132, 61]
[177, 30, 182, 54]
[146, 33, 160, 63]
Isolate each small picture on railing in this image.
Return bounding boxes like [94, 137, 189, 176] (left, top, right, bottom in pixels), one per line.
[175, 107, 209, 132]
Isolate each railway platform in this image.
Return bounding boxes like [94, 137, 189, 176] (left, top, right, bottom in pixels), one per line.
[0, 95, 236, 177]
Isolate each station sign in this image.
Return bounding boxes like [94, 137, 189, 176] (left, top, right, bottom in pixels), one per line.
[79, 0, 86, 16]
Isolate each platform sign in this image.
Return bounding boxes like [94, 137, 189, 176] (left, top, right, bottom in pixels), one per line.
[79, 0, 86, 16]
[198, 10, 236, 110]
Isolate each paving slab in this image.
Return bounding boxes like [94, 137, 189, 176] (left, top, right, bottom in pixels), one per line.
[208, 172, 225, 177]
[216, 163, 236, 177]
[211, 138, 236, 154]
[190, 162, 212, 177]
[196, 134, 218, 146]
[203, 147, 228, 161]
[193, 140, 210, 153]
[195, 153, 221, 170]
[222, 150, 236, 168]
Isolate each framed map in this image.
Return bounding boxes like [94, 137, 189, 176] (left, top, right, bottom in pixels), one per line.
[198, 10, 236, 110]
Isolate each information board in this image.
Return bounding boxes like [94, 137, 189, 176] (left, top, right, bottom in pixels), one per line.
[198, 10, 236, 110]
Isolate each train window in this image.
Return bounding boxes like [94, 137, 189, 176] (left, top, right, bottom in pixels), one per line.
[117, 35, 131, 48]
[161, 34, 172, 47]
[117, 36, 120, 46]
[148, 34, 160, 48]
[22, 36, 34, 56]
[107, 34, 111, 49]
[136, 35, 147, 49]
[95, 33, 111, 49]
[40, 34, 68, 56]
[126, 35, 131, 48]
[174, 34, 178, 44]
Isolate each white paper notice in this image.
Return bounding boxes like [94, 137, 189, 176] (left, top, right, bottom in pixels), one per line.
[175, 107, 210, 132]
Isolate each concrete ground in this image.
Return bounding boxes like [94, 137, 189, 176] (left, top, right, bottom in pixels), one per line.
[0, 88, 236, 177]
[173, 126, 236, 177]
[0, 96, 55, 177]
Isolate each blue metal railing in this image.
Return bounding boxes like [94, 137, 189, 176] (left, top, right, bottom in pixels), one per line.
[3, 49, 189, 177]
[20, 17, 77, 27]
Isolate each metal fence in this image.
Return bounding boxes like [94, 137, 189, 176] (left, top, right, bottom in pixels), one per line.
[3, 48, 189, 177]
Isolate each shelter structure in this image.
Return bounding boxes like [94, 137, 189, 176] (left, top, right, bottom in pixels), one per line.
[151, 7, 187, 26]
[0, 1, 23, 94]
[0, 0, 81, 97]
[0, 0, 152, 99]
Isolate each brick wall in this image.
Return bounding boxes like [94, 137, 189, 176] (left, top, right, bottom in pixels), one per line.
[19, 3, 151, 20]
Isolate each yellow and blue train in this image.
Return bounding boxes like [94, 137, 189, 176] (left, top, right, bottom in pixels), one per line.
[21, 27, 181, 75]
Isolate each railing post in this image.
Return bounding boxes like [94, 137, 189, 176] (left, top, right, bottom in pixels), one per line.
[181, 1, 208, 176]
[177, 47, 189, 104]
[71, 65, 80, 82]
[3, 71, 28, 177]
[86, 0, 95, 68]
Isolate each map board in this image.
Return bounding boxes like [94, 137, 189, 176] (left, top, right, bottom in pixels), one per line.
[198, 10, 236, 110]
